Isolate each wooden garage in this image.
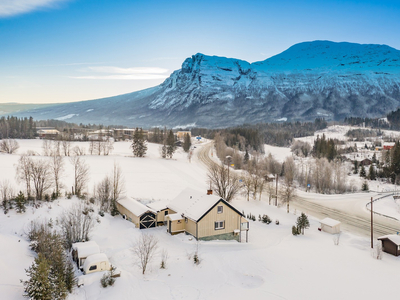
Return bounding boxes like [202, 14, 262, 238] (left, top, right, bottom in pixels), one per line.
[117, 198, 157, 229]
[378, 235, 400, 256]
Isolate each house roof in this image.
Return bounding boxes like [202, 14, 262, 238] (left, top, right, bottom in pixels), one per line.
[146, 200, 168, 212]
[378, 234, 400, 246]
[168, 188, 243, 222]
[118, 198, 155, 217]
[320, 218, 341, 227]
[71, 241, 100, 258]
[83, 253, 109, 269]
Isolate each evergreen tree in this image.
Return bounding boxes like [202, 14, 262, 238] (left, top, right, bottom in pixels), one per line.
[131, 128, 147, 157]
[182, 133, 191, 152]
[64, 260, 77, 293]
[359, 165, 366, 178]
[296, 213, 310, 235]
[23, 254, 54, 300]
[372, 153, 377, 164]
[368, 164, 376, 180]
[166, 130, 176, 158]
[15, 191, 26, 213]
[244, 149, 249, 163]
[353, 160, 359, 174]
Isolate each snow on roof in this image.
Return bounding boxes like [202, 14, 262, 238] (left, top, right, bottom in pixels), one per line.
[83, 253, 109, 269]
[383, 142, 395, 147]
[168, 188, 223, 221]
[378, 234, 400, 245]
[320, 218, 341, 227]
[168, 213, 184, 221]
[72, 241, 100, 258]
[146, 200, 168, 212]
[118, 198, 155, 217]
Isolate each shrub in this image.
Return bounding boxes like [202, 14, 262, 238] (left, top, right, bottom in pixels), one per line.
[292, 225, 299, 235]
[261, 214, 272, 224]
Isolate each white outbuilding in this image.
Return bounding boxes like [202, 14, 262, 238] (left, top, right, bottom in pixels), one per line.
[71, 241, 100, 269]
[319, 218, 341, 234]
[83, 253, 111, 275]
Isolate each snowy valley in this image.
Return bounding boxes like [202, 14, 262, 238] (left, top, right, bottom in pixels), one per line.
[1, 126, 400, 300]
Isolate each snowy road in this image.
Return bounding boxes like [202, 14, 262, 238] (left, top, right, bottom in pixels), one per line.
[198, 142, 400, 237]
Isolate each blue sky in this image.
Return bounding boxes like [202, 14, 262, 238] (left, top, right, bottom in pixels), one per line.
[1, 0, 400, 104]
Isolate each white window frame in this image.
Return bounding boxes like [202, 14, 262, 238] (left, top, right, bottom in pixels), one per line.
[215, 220, 225, 230]
[217, 205, 223, 214]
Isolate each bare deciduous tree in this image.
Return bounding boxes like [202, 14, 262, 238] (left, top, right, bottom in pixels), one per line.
[42, 140, 51, 156]
[60, 203, 96, 248]
[132, 234, 158, 275]
[279, 182, 296, 213]
[30, 159, 52, 200]
[70, 156, 90, 196]
[16, 155, 33, 198]
[0, 139, 20, 154]
[0, 179, 15, 212]
[72, 146, 86, 156]
[111, 162, 124, 215]
[207, 163, 241, 202]
[62, 140, 71, 156]
[51, 153, 64, 196]
[96, 176, 111, 212]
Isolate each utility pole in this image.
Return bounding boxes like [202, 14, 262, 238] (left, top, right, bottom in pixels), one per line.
[275, 174, 278, 206]
[371, 196, 373, 249]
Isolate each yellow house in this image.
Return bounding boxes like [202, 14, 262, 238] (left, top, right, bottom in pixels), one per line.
[176, 131, 191, 140]
[166, 189, 249, 242]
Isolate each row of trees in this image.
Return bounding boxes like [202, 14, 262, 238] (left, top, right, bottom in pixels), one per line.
[0, 116, 36, 139]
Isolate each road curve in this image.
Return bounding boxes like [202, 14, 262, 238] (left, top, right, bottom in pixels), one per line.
[197, 141, 400, 237]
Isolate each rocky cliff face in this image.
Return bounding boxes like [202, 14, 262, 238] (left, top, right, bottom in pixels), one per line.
[10, 41, 400, 127]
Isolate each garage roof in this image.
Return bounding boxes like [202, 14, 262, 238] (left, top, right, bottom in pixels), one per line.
[320, 218, 341, 227]
[378, 234, 400, 246]
[118, 198, 155, 217]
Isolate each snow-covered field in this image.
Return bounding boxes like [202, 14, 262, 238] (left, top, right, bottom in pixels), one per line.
[0, 137, 400, 300]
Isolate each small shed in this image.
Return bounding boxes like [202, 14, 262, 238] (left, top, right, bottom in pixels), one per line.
[319, 218, 341, 234]
[83, 253, 111, 275]
[71, 241, 100, 269]
[378, 235, 400, 256]
[117, 198, 157, 229]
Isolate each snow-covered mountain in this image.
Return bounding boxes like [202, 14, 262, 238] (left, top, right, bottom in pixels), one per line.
[7, 41, 400, 127]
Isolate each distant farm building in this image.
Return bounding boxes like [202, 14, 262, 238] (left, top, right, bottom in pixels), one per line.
[117, 189, 249, 242]
[176, 131, 191, 140]
[378, 235, 400, 256]
[319, 218, 341, 234]
[383, 142, 395, 150]
[37, 128, 60, 139]
[359, 158, 372, 166]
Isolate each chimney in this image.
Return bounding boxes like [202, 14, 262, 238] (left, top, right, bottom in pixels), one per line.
[207, 189, 213, 195]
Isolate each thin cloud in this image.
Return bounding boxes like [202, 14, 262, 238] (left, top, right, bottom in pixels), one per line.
[71, 74, 168, 80]
[87, 66, 169, 74]
[0, 0, 69, 17]
[71, 66, 169, 80]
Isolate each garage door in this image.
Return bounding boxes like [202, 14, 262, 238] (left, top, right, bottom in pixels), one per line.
[140, 212, 156, 229]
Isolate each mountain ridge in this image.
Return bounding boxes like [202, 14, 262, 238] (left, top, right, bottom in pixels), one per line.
[3, 40, 400, 127]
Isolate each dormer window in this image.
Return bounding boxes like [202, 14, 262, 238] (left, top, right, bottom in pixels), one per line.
[217, 206, 223, 214]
